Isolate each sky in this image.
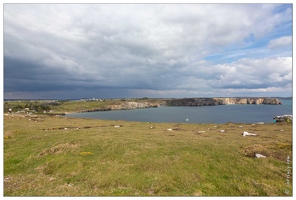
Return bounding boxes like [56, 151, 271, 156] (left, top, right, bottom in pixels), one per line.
[3, 3, 293, 99]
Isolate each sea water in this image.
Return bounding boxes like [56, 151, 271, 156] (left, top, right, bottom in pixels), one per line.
[66, 99, 292, 124]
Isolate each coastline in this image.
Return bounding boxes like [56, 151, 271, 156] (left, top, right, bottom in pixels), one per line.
[64, 97, 283, 115]
[3, 97, 284, 117]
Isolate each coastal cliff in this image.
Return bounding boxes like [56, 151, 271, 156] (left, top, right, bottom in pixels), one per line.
[165, 97, 282, 106]
[78, 101, 161, 113]
[75, 97, 281, 113]
[213, 97, 282, 105]
[108, 101, 160, 110]
[165, 98, 217, 106]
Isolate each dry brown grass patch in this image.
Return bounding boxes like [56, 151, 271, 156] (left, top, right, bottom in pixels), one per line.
[39, 142, 80, 156]
[243, 142, 291, 161]
[243, 144, 269, 158]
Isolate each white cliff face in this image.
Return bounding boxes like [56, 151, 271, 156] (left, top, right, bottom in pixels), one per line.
[227, 98, 238, 104]
[255, 99, 264, 104]
[237, 98, 248, 104]
[122, 102, 148, 109]
[213, 98, 236, 104]
[213, 98, 281, 105]
[108, 101, 160, 110]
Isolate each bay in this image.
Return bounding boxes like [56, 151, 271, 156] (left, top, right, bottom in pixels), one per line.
[66, 99, 292, 124]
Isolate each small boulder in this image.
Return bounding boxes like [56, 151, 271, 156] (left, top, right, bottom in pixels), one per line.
[255, 153, 266, 158]
[242, 131, 256, 136]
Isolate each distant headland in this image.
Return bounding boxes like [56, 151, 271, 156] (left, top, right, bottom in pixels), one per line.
[165, 97, 282, 106]
[78, 97, 282, 113]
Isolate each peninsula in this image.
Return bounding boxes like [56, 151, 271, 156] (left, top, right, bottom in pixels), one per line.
[165, 97, 282, 107]
[107, 97, 282, 111]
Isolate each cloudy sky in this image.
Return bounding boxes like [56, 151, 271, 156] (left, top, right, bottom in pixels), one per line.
[4, 3, 292, 99]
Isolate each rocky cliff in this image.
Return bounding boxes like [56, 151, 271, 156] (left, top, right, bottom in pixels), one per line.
[108, 101, 160, 110]
[76, 101, 160, 113]
[213, 97, 282, 105]
[165, 97, 282, 106]
[165, 98, 217, 106]
[76, 98, 281, 113]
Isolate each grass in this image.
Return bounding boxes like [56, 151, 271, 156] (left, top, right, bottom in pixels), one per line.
[3, 98, 164, 114]
[4, 100, 114, 114]
[3, 113, 292, 196]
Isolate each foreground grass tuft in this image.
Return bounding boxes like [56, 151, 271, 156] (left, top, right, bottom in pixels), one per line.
[4, 113, 292, 196]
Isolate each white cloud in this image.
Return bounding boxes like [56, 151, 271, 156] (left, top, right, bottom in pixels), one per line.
[268, 36, 292, 49]
[208, 57, 292, 90]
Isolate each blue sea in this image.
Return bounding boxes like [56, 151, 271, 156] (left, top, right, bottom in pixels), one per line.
[66, 99, 292, 124]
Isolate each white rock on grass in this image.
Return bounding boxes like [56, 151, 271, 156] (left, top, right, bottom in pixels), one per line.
[255, 154, 266, 158]
[242, 131, 257, 136]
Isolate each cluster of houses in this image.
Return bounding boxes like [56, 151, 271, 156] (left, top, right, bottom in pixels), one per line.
[74, 98, 104, 102]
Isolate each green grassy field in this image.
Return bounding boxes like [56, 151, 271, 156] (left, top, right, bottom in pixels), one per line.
[3, 99, 120, 114]
[3, 112, 292, 196]
[3, 98, 165, 114]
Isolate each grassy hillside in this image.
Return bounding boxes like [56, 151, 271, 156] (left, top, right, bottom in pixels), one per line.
[3, 98, 164, 114]
[3, 113, 292, 196]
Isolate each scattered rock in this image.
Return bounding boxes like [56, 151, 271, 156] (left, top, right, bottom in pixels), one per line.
[198, 131, 206, 133]
[255, 153, 266, 158]
[242, 131, 257, 136]
[114, 125, 120, 128]
[243, 144, 267, 158]
[220, 130, 225, 132]
[167, 128, 173, 131]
